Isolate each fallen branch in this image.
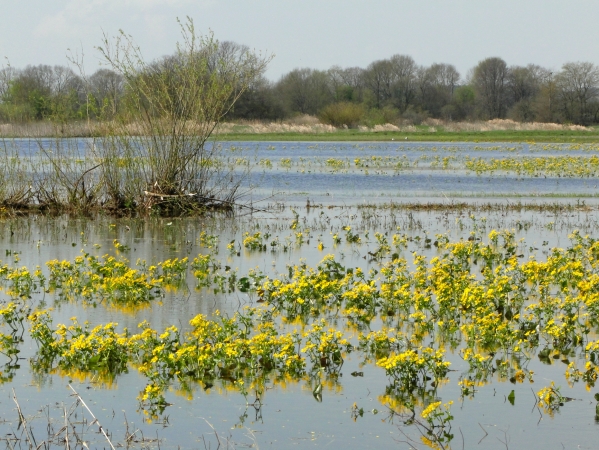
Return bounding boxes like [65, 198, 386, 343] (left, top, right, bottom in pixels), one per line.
[143, 190, 270, 213]
[144, 190, 198, 198]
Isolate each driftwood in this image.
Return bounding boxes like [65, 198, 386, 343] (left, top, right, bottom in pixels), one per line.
[143, 190, 271, 213]
[143, 190, 197, 198]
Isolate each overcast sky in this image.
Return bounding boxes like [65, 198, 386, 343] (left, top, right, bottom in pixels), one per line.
[2, 0, 599, 81]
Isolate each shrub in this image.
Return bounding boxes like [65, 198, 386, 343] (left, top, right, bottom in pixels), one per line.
[319, 102, 364, 128]
[92, 18, 271, 213]
[361, 106, 399, 127]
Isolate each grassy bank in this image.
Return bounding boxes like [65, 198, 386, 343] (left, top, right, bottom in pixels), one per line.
[2, 121, 599, 143]
[217, 128, 599, 143]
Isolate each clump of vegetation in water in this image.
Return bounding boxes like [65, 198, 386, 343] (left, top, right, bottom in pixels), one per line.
[4, 218, 599, 447]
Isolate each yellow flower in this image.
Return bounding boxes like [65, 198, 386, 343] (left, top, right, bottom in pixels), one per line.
[421, 401, 441, 419]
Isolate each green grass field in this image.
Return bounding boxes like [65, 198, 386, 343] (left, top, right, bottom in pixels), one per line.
[217, 128, 599, 143]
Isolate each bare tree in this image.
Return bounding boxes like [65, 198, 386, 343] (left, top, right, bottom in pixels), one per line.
[326, 65, 366, 103]
[417, 63, 460, 117]
[228, 75, 284, 120]
[51, 66, 85, 121]
[433, 63, 460, 98]
[530, 70, 558, 122]
[472, 57, 508, 119]
[389, 54, 417, 112]
[363, 59, 395, 108]
[326, 65, 346, 101]
[506, 64, 549, 121]
[50, 66, 80, 96]
[339, 66, 366, 102]
[555, 61, 599, 125]
[0, 64, 17, 101]
[415, 65, 434, 111]
[20, 65, 55, 96]
[89, 69, 124, 118]
[276, 68, 333, 115]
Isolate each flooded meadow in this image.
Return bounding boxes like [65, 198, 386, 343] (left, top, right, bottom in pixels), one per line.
[1, 140, 599, 448]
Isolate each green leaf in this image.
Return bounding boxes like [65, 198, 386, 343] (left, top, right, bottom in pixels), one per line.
[237, 277, 250, 292]
[508, 389, 515, 405]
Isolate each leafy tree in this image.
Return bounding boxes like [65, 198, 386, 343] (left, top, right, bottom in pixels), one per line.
[449, 85, 476, 121]
[227, 76, 284, 120]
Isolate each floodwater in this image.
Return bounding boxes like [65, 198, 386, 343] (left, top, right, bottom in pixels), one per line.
[0, 140, 599, 449]
[6, 139, 599, 205]
[231, 141, 599, 204]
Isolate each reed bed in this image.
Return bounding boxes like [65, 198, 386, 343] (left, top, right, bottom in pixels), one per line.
[439, 118, 591, 132]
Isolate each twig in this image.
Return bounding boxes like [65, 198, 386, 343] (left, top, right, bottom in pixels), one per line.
[12, 389, 36, 449]
[144, 190, 197, 198]
[477, 422, 488, 445]
[202, 418, 223, 449]
[4, 431, 16, 450]
[531, 387, 543, 424]
[68, 384, 115, 450]
[497, 427, 510, 450]
[64, 404, 70, 450]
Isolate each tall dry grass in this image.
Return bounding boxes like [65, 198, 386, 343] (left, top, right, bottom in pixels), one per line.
[216, 117, 593, 134]
[218, 114, 336, 134]
[0, 122, 100, 138]
[0, 117, 592, 139]
[434, 119, 591, 132]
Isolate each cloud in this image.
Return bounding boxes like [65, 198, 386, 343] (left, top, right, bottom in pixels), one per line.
[33, 0, 204, 40]
[28, 0, 217, 69]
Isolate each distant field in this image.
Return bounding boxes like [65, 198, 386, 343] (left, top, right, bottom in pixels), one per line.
[217, 128, 599, 143]
[2, 120, 599, 143]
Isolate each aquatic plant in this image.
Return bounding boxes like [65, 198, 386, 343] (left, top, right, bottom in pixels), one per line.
[46, 253, 161, 306]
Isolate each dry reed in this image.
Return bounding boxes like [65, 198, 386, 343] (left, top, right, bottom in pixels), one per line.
[0, 118, 592, 138]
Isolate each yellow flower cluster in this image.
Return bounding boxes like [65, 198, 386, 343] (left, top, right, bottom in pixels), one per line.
[6, 223, 599, 423]
[46, 253, 162, 307]
[465, 155, 599, 177]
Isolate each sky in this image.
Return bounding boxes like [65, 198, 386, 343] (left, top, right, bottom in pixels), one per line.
[1, 0, 599, 82]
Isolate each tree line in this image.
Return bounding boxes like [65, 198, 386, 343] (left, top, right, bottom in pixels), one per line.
[1, 48, 599, 126]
